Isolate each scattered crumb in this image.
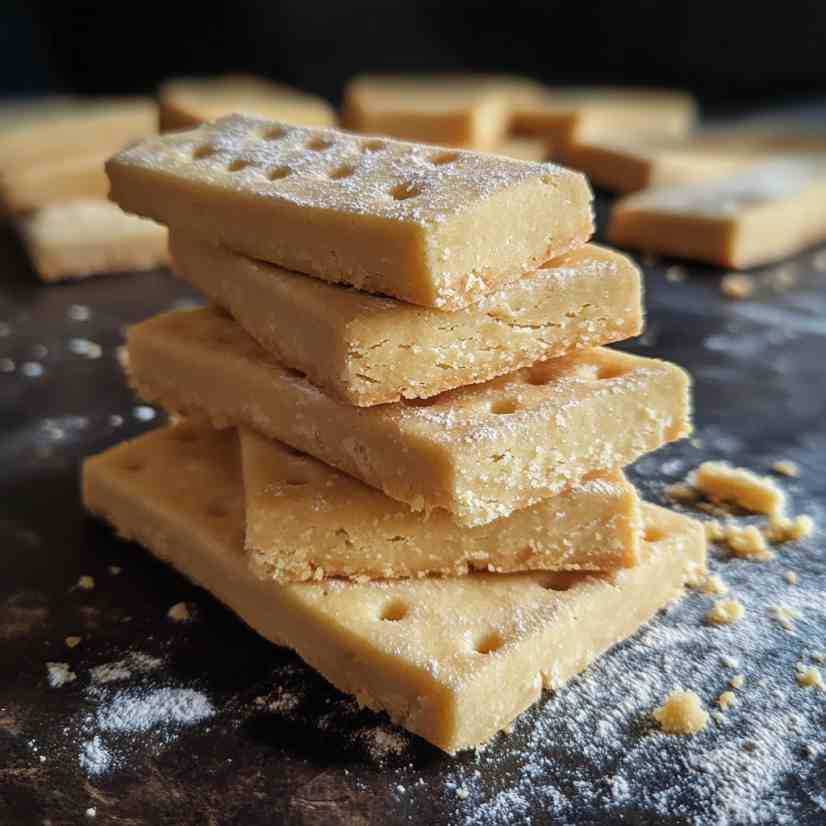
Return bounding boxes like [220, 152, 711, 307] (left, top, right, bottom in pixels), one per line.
[65, 636, 82, 649]
[796, 666, 824, 689]
[785, 571, 798, 586]
[717, 691, 737, 710]
[167, 602, 191, 623]
[720, 273, 755, 299]
[665, 265, 686, 283]
[769, 605, 801, 632]
[706, 599, 746, 626]
[767, 514, 815, 543]
[456, 786, 470, 800]
[85, 808, 96, 819]
[46, 662, 77, 687]
[75, 575, 95, 591]
[108, 566, 122, 576]
[772, 460, 799, 478]
[653, 690, 709, 735]
[725, 524, 773, 561]
[812, 651, 825, 664]
[701, 574, 728, 596]
[704, 520, 725, 542]
[721, 655, 740, 669]
[694, 462, 785, 516]
[666, 482, 697, 502]
[116, 345, 129, 370]
[731, 674, 745, 689]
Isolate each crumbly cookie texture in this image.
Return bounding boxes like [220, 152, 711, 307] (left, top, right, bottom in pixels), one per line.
[705, 599, 746, 626]
[670, 461, 816, 557]
[717, 690, 737, 710]
[796, 666, 824, 689]
[701, 574, 728, 596]
[240, 428, 642, 582]
[693, 461, 785, 516]
[168, 234, 643, 406]
[772, 460, 800, 478]
[126, 307, 691, 527]
[82, 423, 707, 754]
[653, 690, 709, 735]
[720, 274, 755, 299]
[107, 114, 594, 309]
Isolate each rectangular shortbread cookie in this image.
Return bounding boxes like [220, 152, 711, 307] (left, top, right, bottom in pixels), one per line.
[0, 97, 157, 173]
[563, 127, 826, 193]
[340, 75, 521, 149]
[607, 157, 826, 268]
[17, 199, 168, 282]
[126, 307, 691, 527]
[106, 114, 594, 309]
[159, 75, 336, 132]
[512, 88, 697, 148]
[82, 423, 707, 753]
[495, 137, 550, 162]
[0, 154, 109, 215]
[169, 234, 643, 406]
[240, 428, 642, 582]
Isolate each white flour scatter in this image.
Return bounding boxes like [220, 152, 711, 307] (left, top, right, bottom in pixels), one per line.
[67, 304, 92, 322]
[133, 405, 156, 422]
[67, 338, 103, 359]
[95, 687, 214, 736]
[47, 662, 77, 687]
[79, 735, 113, 776]
[20, 361, 43, 378]
[406, 526, 826, 826]
[89, 652, 163, 685]
[253, 686, 302, 715]
[360, 725, 409, 761]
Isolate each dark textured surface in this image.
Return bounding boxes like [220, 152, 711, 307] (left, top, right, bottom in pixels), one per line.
[1, 177, 825, 824]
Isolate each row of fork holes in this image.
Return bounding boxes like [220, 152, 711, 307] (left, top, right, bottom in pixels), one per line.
[192, 140, 460, 199]
[405, 364, 629, 412]
[376, 575, 571, 656]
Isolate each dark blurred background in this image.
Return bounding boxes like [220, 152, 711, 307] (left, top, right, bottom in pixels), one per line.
[3, 0, 826, 109]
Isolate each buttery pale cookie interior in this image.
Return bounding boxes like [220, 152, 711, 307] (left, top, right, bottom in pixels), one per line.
[106, 114, 594, 309]
[240, 427, 642, 582]
[126, 307, 691, 526]
[168, 233, 643, 406]
[82, 422, 707, 754]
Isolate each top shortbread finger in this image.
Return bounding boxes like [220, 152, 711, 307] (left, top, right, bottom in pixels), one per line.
[158, 75, 336, 132]
[106, 114, 594, 308]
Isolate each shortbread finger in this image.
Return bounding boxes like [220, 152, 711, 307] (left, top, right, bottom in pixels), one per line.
[106, 114, 594, 309]
[341, 74, 519, 149]
[126, 307, 691, 527]
[494, 137, 550, 162]
[17, 199, 168, 282]
[241, 428, 642, 582]
[159, 74, 335, 132]
[607, 157, 826, 268]
[0, 154, 109, 215]
[82, 422, 707, 754]
[512, 87, 697, 148]
[169, 234, 642, 405]
[564, 126, 826, 193]
[0, 96, 157, 173]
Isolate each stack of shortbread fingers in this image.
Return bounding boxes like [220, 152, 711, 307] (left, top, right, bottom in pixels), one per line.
[83, 114, 707, 754]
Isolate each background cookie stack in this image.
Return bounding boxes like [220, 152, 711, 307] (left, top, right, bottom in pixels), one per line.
[0, 97, 168, 281]
[84, 114, 705, 754]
